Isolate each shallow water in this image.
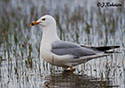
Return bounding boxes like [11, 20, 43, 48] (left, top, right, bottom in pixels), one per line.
[0, 0, 125, 88]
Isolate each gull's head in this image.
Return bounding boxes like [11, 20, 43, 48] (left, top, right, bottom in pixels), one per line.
[30, 15, 56, 27]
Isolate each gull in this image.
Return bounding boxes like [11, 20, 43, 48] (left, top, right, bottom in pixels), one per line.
[30, 15, 119, 71]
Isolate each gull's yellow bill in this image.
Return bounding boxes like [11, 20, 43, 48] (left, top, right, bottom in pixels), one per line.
[30, 21, 40, 26]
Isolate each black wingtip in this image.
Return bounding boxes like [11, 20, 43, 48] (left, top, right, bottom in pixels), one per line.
[80, 45, 120, 51]
[96, 46, 120, 51]
[113, 46, 120, 48]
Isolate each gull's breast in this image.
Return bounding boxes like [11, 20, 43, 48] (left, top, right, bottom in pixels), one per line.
[40, 43, 53, 64]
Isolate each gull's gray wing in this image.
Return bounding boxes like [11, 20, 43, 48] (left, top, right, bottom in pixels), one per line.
[51, 41, 100, 58]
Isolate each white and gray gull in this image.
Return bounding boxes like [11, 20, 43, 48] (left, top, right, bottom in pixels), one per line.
[30, 15, 119, 71]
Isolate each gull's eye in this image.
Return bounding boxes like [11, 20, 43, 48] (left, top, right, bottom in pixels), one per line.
[42, 18, 46, 21]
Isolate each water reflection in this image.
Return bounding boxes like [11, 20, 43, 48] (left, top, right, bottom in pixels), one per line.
[43, 71, 118, 88]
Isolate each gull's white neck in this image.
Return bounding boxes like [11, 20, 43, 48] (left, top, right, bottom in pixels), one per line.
[41, 24, 60, 45]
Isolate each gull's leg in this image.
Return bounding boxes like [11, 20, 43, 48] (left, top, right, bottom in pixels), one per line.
[70, 66, 75, 72]
[62, 66, 75, 73]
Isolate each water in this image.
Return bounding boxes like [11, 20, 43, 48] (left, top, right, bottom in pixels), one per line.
[0, 0, 125, 88]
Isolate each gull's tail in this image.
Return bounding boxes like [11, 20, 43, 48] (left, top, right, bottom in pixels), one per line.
[71, 45, 120, 66]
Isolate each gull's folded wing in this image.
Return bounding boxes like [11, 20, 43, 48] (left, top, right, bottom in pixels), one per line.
[51, 41, 101, 58]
